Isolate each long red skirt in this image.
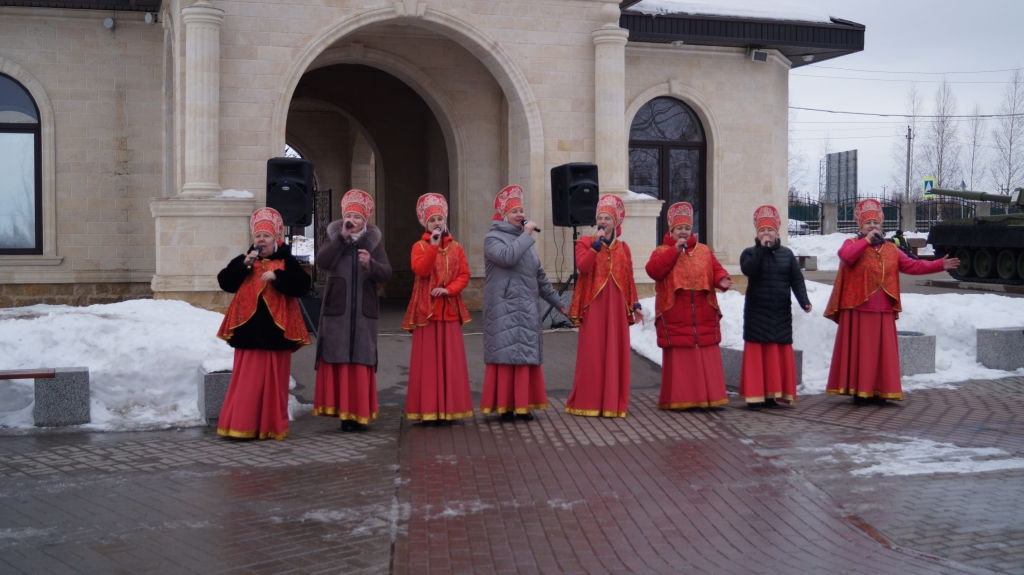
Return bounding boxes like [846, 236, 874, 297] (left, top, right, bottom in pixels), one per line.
[565, 283, 631, 418]
[217, 348, 292, 440]
[406, 320, 474, 421]
[659, 345, 729, 409]
[480, 364, 547, 415]
[314, 362, 378, 424]
[738, 342, 798, 404]
[826, 309, 903, 400]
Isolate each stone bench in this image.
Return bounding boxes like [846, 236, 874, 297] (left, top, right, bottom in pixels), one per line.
[795, 255, 817, 271]
[0, 368, 91, 427]
[897, 331, 936, 376]
[721, 347, 803, 393]
[198, 367, 233, 425]
[977, 327, 1024, 371]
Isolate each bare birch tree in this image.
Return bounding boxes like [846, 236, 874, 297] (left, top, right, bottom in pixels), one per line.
[991, 68, 1024, 194]
[890, 84, 925, 201]
[963, 104, 987, 190]
[922, 79, 960, 189]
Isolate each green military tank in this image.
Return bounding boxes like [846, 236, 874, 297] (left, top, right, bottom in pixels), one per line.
[926, 187, 1024, 284]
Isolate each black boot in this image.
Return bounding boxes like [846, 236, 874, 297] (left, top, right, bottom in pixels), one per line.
[341, 420, 354, 432]
[853, 396, 869, 406]
[500, 412, 515, 422]
[515, 411, 535, 421]
[764, 398, 780, 409]
[747, 402, 763, 411]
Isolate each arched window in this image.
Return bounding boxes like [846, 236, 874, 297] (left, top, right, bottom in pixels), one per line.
[0, 73, 42, 254]
[628, 97, 707, 242]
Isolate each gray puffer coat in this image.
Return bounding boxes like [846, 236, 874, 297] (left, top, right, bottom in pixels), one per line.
[483, 221, 563, 365]
[315, 221, 392, 366]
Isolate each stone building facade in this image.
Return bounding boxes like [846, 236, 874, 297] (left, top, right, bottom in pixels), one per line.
[0, 0, 863, 309]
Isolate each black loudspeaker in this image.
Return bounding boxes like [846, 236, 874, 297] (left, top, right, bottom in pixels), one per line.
[551, 163, 599, 227]
[266, 157, 314, 227]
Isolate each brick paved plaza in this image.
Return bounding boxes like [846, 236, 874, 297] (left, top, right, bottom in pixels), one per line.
[2, 374, 1023, 574]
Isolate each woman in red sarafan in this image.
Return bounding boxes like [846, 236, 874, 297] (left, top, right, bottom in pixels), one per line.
[824, 199, 959, 404]
[646, 202, 733, 410]
[401, 193, 474, 425]
[216, 207, 311, 440]
[565, 194, 641, 418]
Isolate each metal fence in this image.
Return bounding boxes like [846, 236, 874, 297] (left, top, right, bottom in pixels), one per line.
[787, 196, 821, 235]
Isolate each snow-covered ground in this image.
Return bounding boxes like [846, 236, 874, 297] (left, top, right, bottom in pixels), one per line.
[628, 0, 831, 23]
[630, 282, 1024, 395]
[0, 300, 307, 431]
[291, 235, 314, 263]
[796, 436, 1024, 477]
[788, 232, 934, 271]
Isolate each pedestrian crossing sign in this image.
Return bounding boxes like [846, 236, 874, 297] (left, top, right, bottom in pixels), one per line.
[922, 178, 935, 198]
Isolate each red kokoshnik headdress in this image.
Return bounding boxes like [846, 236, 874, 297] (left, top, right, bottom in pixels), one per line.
[416, 193, 448, 228]
[341, 189, 374, 220]
[667, 202, 693, 229]
[493, 185, 524, 221]
[596, 194, 626, 237]
[250, 207, 285, 245]
[753, 205, 781, 232]
[854, 198, 883, 226]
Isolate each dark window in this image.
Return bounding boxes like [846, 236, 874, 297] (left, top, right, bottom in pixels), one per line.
[0, 73, 42, 254]
[628, 97, 707, 242]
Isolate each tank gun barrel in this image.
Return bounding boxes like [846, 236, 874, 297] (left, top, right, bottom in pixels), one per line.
[930, 188, 1024, 207]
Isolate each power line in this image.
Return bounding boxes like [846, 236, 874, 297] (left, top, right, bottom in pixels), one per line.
[812, 65, 1021, 75]
[790, 106, 1024, 118]
[791, 74, 1006, 84]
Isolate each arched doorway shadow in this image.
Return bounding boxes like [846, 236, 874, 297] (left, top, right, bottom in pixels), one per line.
[270, 7, 546, 260]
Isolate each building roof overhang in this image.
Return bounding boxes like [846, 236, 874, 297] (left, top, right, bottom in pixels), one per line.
[619, 1, 864, 68]
[0, 0, 160, 11]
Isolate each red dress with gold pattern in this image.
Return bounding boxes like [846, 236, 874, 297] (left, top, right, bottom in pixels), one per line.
[402, 234, 474, 422]
[645, 234, 731, 410]
[564, 236, 638, 418]
[825, 238, 945, 400]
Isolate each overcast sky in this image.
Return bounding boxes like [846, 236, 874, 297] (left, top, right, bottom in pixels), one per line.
[785, 0, 1022, 198]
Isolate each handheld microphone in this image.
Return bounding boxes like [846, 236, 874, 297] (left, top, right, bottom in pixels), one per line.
[526, 219, 541, 233]
[245, 244, 259, 270]
[345, 221, 354, 230]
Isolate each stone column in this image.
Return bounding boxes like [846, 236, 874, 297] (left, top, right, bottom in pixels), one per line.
[180, 1, 224, 197]
[822, 202, 838, 235]
[900, 201, 918, 232]
[592, 25, 629, 195]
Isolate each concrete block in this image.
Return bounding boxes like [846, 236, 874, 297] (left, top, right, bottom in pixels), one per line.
[33, 367, 90, 427]
[542, 291, 574, 330]
[795, 256, 817, 271]
[897, 331, 936, 376]
[721, 346, 802, 392]
[199, 367, 233, 424]
[976, 327, 1024, 371]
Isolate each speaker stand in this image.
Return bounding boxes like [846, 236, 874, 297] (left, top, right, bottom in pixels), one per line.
[542, 226, 581, 329]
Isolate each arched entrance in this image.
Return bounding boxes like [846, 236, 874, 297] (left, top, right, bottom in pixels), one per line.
[628, 97, 707, 242]
[285, 63, 449, 297]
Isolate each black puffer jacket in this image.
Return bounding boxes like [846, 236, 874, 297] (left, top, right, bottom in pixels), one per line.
[740, 238, 810, 344]
[217, 243, 311, 350]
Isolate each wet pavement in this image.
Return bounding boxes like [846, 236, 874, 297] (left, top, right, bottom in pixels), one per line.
[2, 376, 1024, 574]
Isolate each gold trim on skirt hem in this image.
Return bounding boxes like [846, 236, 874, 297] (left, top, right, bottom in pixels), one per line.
[564, 407, 627, 418]
[826, 388, 904, 401]
[405, 410, 475, 421]
[480, 403, 547, 415]
[658, 398, 729, 410]
[740, 392, 797, 404]
[217, 427, 290, 441]
[313, 406, 380, 423]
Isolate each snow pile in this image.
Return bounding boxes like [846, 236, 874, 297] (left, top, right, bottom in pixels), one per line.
[788, 232, 934, 271]
[0, 300, 308, 430]
[628, 0, 832, 23]
[625, 190, 659, 201]
[630, 282, 1024, 395]
[290, 234, 313, 258]
[215, 189, 254, 199]
[800, 436, 1024, 476]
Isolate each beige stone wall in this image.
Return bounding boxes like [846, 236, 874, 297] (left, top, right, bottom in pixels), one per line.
[624, 43, 791, 265]
[0, 8, 165, 289]
[0, 282, 152, 308]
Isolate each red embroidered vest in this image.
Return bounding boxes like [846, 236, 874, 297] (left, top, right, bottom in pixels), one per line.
[824, 240, 902, 323]
[217, 258, 311, 347]
[567, 237, 638, 327]
[653, 243, 721, 319]
[402, 238, 472, 331]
